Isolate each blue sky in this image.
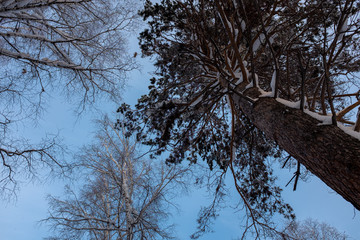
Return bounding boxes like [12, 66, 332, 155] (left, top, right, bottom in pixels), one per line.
[1, 59, 360, 240]
[1, 23, 360, 240]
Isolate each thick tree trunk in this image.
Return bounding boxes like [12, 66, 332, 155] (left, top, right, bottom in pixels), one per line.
[232, 92, 360, 210]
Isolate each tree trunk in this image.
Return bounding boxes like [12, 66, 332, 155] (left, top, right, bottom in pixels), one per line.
[232, 92, 360, 210]
[122, 162, 134, 240]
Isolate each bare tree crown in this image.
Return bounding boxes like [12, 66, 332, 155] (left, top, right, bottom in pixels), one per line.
[0, 0, 138, 198]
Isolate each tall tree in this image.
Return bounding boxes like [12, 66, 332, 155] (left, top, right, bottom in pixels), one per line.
[44, 118, 189, 240]
[119, 0, 360, 236]
[0, 0, 138, 197]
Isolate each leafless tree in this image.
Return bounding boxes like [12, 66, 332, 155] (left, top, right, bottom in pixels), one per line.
[273, 218, 349, 240]
[43, 118, 189, 240]
[0, 0, 138, 198]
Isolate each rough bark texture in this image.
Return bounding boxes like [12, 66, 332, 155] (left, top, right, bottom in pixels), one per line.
[233, 92, 360, 210]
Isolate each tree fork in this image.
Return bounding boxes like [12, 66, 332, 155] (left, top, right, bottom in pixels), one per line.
[232, 91, 360, 210]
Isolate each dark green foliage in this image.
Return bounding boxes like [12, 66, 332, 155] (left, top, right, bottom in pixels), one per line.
[120, 0, 360, 237]
[118, 0, 295, 230]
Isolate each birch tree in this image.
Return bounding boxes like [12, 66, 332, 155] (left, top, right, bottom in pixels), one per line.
[44, 118, 189, 240]
[118, 0, 360, 238]
[0, 0, 138, 197]
[274, 219, 349, 240]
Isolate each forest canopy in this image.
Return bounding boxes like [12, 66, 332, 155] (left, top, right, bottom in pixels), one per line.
[0, 0, 138, 197]
[0, 0, 359, 239]
[117, 0, 360, 236]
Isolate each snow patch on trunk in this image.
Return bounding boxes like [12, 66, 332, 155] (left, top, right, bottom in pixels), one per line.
[303, 110, 360, 141]
[258, 96, 360, 141]
[338, 124, 360, 140]
[304, 109, 333, 124]
[276, 98, 301, 109]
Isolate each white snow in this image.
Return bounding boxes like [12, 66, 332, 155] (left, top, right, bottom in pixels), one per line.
[304, 109, 333, 124]
[258, 88, 270, 97]
[234, 29, 239, 39]
[245, 81, 253, 90]
[303, 109, 360, 140]
[259, 90, 273, 98]
[263, 96, 360, 141]
[256, 90, 360, 140]
[276, 98, 301, 109]
[338, 124, 360, 140]
[253, 33, 265, 52]
[240, 20, 246, 31]
[244, 73, 259, 90]
[269, 70, 277, 97]
[232, 0, 238, 9]
[234, 75, 243, 85]
[252, 26, 275, 52]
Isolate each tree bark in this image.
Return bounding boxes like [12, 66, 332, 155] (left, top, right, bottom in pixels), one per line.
[232, 92, 360, 210]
